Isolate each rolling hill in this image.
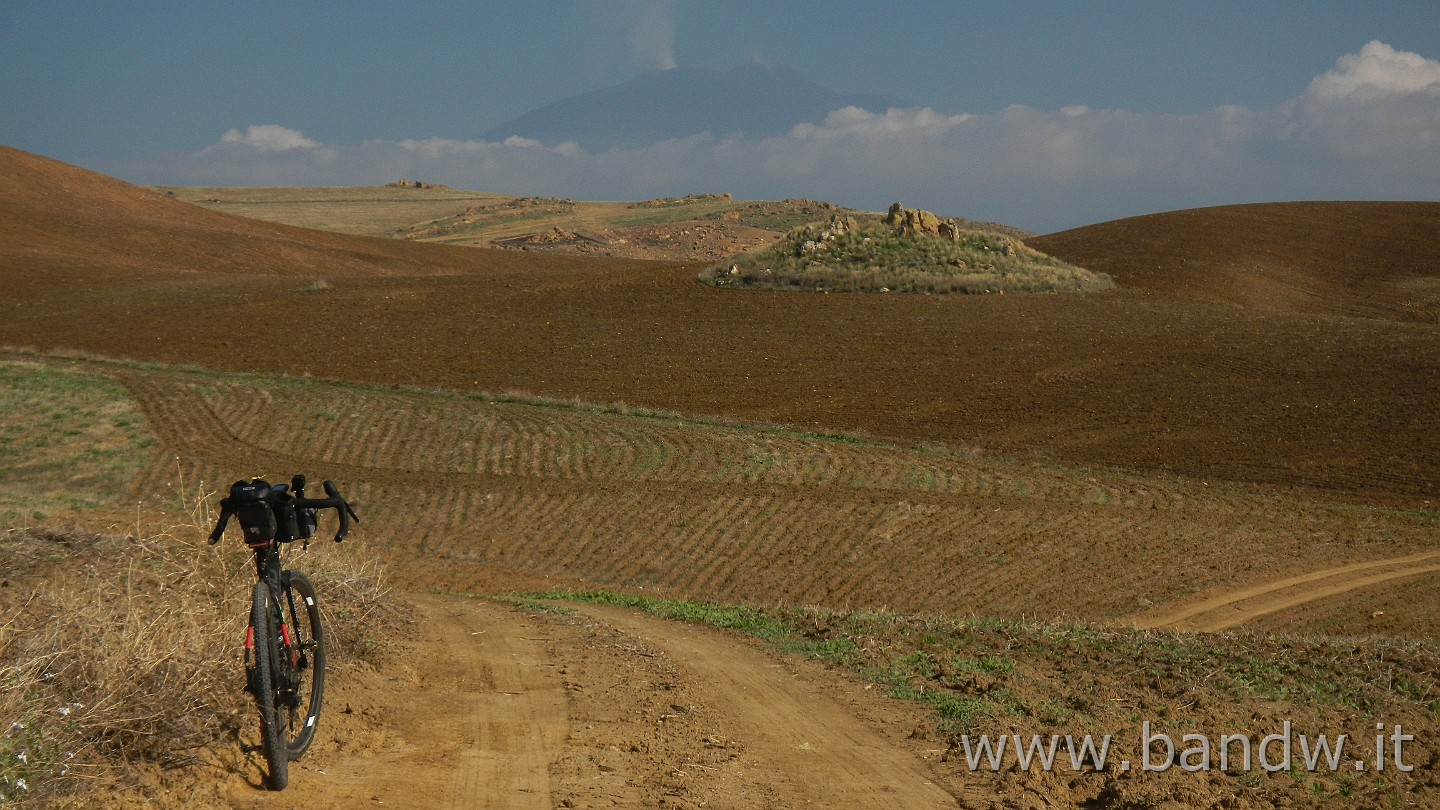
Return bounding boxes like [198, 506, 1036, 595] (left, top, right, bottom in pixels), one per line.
[5, 143, 1440, 808]
[1, 145, 1436, 506]
[1032, 202, 1440, 323]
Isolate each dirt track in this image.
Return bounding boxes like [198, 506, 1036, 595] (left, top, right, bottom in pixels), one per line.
[1127, 549, 1440, 632]
[216, 595, 955, 809]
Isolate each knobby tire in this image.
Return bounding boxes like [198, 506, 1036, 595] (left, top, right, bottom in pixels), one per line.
[250, 582, 289, 790]
[280, 571, 326, 759]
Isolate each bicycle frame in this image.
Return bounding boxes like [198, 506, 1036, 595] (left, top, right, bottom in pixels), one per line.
[247, 542, 306, 691]
[212, 475, 353, 790]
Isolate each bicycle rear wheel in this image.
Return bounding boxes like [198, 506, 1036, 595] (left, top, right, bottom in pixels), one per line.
[249, 582, 289, 790]
[278, 571, 326, 759]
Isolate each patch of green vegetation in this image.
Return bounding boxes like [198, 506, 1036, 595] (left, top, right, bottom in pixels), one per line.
[701, 214, 1112, 295]
[0, 362, 156, 527]
[511, 588, 1440, 756]
[510, 598, 576, 616]
[529, 589, 796, 642]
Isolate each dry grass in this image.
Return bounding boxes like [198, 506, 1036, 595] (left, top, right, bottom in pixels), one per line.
[0, 484, 399, 806]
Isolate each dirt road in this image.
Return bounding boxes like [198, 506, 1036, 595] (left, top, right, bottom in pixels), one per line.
[1126, 549, 1440, 632]
[219, 594, 956, 809]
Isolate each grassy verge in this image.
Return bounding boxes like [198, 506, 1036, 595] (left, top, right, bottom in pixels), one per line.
[701, 214, 1112, 294]
[0, 361, 156, 526]
[517, 590, 1439, 804]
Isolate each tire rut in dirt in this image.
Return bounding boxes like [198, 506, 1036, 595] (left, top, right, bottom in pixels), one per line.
[253, 594, 568, 808]
[1129, 550, 1440, 631]
[578, 603, 958, 808]
[422, 595, 567, 809]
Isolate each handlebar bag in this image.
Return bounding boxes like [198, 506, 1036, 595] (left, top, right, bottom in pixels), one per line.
[230, 479, 278, 546]
[272, 497, 301, 543]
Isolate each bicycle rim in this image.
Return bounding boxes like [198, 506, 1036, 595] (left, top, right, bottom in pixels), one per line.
[280, 571, 325, 759]
[250, 582, 289, 790]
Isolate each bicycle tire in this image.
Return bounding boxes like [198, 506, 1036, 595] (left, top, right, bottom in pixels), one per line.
[279, 571, 325, 759]
[250, 582, 289, 790]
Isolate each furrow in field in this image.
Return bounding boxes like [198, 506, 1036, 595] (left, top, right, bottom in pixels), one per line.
[655, 495, 749, 592]
[352, 404, 411, 469]
[118, 375, 246, 461]
[679, 494, 761, 594]
[686, 495, 790, 596]
[202, 385, 272, 450]
[824, 501, 952, 607]
[787, 501, 898, 607]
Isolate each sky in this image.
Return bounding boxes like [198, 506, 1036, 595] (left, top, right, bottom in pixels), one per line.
[2, 1, 1439, 233]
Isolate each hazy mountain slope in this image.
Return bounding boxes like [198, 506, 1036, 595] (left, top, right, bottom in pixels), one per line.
[482, 63, 903, 150]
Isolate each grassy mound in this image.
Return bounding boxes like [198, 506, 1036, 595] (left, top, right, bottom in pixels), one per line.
[701, 208, 1113, 294]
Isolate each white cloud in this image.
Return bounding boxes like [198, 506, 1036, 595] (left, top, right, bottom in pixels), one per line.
[625, 0, 677, 72]
[582, 0, 677, 74]
[1286, 42, 1440, 162]
[1306, 40, 1440, 100]
[122, 42, 1439, 233]
[218, 124, 321, 152]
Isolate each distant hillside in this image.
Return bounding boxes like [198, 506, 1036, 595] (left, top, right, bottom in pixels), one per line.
[482, 63, 904, 151]
[0, 145, 627, 280]
[1, 146, 1436, 505]
[1032, 202, 1440, 323]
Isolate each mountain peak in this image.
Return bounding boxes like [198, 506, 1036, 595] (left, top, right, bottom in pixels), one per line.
[482, 64, 904, 151]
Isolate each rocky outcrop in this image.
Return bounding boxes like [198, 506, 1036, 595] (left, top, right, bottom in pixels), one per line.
[886, 203, 1044, 258]
[888, 202, 966, 238]
[796, 214, 859, 256]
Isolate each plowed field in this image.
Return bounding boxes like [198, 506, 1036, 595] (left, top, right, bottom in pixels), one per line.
[4, 147, 1437, 511]
[61, 365, 1424, 629]
[4, 143, 1440, 807]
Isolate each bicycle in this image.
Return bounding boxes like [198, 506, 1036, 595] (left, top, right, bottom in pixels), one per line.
[208, 474, 359, 791]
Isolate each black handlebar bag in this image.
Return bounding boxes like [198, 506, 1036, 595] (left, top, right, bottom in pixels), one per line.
[230, 480, 278, 547]
[228, 478, 306, 546]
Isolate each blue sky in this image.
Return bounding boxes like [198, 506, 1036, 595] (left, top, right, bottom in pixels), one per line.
[3, 1, 1439, 232]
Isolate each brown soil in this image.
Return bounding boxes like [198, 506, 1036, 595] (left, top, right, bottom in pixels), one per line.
[83, 368, 1431, 627]
[1126, 550, 1440, 633]
[3, 147, 1437, 509]
[6, 144, 1440, 808]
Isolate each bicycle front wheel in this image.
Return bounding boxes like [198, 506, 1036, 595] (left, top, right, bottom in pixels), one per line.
[279, 571, 325, 759]
[250, 582, 289, 790]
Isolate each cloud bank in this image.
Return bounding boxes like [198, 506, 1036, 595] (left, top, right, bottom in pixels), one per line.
[129, 41, 1439, 233]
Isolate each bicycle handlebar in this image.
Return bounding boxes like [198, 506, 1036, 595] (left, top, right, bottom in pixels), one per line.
[208, 477, 359, 545]
[292, 480, 360, 542]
